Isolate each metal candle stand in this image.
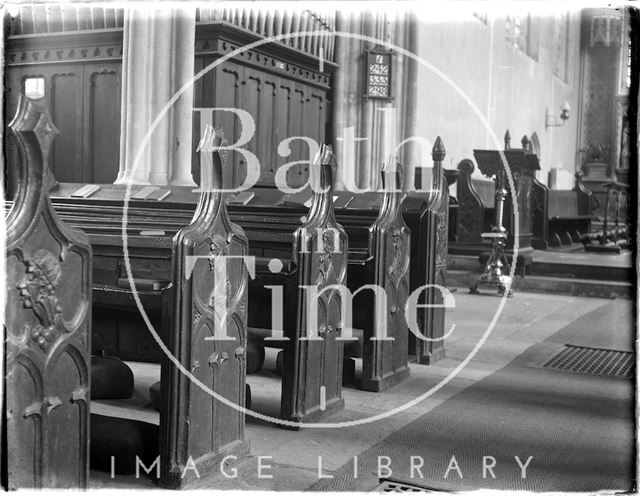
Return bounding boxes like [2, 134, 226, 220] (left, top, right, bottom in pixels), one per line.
[468, 130, 540, 297]
[469, 169, 513, 297]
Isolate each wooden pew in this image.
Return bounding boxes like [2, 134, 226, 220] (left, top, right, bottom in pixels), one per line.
[265, 161, 412, 390]
[48, 140, 349, 427]
[277, 137, 450, 366]
[335, 163, 411, 391]
[402, 138, 450, 364]
[159, 125, 250, 487]
[4, 96, 92, 488]
[7, 123, 251, 488]
[448, 158, 495, 256]
[531, 172, 598, 249]
[240, 144, 349, 424]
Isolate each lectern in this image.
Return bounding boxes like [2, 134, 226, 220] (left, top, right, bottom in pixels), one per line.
[470, 131, 540, 295]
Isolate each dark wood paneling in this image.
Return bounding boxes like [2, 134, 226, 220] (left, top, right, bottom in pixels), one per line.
[5, 61, 122, 185]
[50, 72, 83, 182]
[85, 67, 121, 183]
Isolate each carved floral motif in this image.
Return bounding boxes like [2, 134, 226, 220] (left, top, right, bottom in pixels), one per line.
[436, 210, 448, 266]
[388, 228, 407, 280]
[317, 229, 337, 287]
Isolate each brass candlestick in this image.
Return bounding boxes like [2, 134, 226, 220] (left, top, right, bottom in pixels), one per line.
[469, 168, 513, 297]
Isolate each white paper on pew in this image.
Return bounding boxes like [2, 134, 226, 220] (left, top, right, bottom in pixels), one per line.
[230, 192, 255, 205]
[132, 186, 158, 199]
[70, 184, 100, 198]
[146, 189, 171, 201]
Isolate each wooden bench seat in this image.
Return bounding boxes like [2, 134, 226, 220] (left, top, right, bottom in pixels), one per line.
[448, 159, 495, 255]
[531, 171, 597, 249]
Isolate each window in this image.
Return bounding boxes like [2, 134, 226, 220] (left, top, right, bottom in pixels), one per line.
[554, 13, 570, 82]
[506, 14, 539, 60]
[24, 77, 45, 98]
[620, 9, 632, 93]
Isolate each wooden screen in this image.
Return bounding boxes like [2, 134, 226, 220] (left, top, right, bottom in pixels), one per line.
[4, 30, 123, 186]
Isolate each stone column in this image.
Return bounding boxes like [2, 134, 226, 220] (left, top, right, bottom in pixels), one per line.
[332, 10, 419, 192]
[115, 7, 196, 186]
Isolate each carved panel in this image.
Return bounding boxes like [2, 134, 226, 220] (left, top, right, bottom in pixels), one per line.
[5, 96, 92, 489]
[454, 159, 486, 244]
[531, 177, 549, 249]
[160, 126, 249, 488]
[363, 163, 411, 391]
[504, 171, 534, 249]
[193, 22, 332, 190]
[410, 137, 447, 365]
[86, 67, 121, 183]
[282, 145, 348, 422]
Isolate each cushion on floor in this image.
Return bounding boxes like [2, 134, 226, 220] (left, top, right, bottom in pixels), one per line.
[91, 355, 134, 400]
[90, 414, 159, 475]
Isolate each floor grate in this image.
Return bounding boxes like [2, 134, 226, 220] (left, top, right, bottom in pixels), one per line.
[543, 345, 634, 378]
[374, 479, 446, 493]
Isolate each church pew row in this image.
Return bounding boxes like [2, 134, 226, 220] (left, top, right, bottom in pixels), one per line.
[531, 171, 599, 249]
[48, 133, 350, 426]
[3, 97, 250, 488]
[219, 140, 449, 377]
[47, 139, 451, 383]
[49, 156, 412, 393]
[450, 160, 598, 253]
[276, 162, 412, 391]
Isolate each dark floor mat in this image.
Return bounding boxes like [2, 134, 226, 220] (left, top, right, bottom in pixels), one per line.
[309, 303, 636, 493]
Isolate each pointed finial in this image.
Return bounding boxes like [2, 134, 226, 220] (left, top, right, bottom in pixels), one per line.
[195, 123, 226, 191]
[521, 135, 530, 151]
[315, 143, 336, 191]
[504, 130, 511, 149]
[318, 144, 335, 166]
[432, 136, 446, 161]
[10, 95, 60, 158]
